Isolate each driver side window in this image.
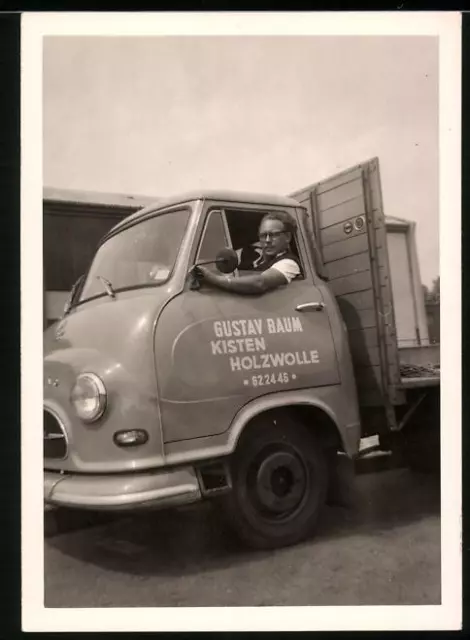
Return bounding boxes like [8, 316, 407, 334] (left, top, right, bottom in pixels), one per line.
[197, 210, 230, 272]
[224, 208, 305, 279]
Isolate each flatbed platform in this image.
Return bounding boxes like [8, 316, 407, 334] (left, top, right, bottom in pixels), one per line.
[398, 376, 440, 389]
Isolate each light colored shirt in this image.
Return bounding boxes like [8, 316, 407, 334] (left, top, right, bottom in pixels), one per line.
[270, 258, 301, 284]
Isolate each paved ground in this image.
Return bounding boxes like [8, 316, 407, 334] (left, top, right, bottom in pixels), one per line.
[44, 467, 440, 607]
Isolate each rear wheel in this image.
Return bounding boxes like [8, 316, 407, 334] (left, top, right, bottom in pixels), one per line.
[222, 416, 328, 549]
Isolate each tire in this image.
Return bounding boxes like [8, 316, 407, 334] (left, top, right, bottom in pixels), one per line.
[221, 415, 328, 550]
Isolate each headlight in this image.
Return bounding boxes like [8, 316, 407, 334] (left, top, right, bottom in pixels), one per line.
[70, 373, 107, 423]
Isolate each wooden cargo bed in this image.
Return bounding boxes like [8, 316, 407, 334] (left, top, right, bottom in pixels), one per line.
[398, 346, 440, 389]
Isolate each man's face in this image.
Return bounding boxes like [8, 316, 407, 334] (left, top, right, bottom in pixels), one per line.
[259, 218, 291, 258]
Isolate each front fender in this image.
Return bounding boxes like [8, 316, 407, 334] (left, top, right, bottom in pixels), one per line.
[44, 347, 164, 473]
[225, 387, 360, 457]
[164, 384, 361, 465]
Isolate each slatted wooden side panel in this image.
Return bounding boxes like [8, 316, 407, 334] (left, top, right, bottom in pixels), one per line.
[291, 159, 402, 408]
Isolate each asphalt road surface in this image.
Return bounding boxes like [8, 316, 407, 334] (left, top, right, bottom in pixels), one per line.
[44, 467, 440, 607]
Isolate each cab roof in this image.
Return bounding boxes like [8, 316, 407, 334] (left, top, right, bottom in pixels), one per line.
[108, 190, 302, 235]
[43, 186, 158, 209]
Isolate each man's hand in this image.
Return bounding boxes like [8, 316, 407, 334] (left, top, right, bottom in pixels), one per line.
[189, 265, 206, 290]
[189, 265, 224, 290]
[192, 265, 211, 280]
[191, 265, 219, 284]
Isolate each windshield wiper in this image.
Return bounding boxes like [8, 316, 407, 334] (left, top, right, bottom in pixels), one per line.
[96, 275, 116, 299]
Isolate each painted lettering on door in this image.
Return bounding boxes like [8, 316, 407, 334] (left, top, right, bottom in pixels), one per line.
[209, 317, 320, 387]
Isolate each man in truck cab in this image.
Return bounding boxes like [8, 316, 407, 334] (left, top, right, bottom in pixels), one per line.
[194, 210, 301, 294]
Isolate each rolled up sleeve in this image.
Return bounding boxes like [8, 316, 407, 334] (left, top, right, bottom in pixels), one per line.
[269, 259, 301, 283]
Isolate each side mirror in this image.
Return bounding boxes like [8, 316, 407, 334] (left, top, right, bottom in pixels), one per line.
[189, 248, 240, 290]
[215, 248, 239, 274]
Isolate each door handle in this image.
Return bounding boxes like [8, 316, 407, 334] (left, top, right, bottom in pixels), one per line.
[295, 302, 325, 312]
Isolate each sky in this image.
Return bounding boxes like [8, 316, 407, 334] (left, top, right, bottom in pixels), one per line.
[43, 36, 439, 286]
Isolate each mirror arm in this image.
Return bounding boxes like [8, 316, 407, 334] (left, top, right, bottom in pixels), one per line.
[194, 258, 217, 268]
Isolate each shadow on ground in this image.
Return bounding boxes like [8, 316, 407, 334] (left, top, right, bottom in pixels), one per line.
[45, 468, 440, 580]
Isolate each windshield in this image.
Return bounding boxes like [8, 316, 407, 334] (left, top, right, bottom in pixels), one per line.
[79, 208, 190, 303]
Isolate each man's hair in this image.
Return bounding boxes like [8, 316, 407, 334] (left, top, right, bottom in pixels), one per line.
[260, 211, 297, 235]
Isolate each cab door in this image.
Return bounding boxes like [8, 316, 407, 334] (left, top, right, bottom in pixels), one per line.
[154, 203, 340, 444]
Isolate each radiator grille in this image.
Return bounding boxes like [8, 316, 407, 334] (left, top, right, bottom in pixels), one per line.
[43, 410, 68, 459]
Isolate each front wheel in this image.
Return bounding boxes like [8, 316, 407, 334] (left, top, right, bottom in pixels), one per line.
[221, 417, 328, 549]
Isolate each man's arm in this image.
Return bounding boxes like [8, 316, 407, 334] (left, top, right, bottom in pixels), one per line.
[194, 266, 288, 295]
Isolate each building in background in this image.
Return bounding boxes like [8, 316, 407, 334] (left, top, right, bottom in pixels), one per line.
[385, 215, 431, 348]
[43, 189, 436, 348]
[43, 187, 157, 328]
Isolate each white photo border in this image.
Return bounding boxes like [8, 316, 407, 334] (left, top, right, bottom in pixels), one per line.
[21, 11, 462, 632]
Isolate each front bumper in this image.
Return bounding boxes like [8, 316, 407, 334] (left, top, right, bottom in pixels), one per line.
[44, 465, 202, 511]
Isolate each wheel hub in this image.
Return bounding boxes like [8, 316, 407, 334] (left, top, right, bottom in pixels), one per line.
[254, 450, 307, 515]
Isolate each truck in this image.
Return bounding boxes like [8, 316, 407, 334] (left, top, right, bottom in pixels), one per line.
[43, 157, 440, 549]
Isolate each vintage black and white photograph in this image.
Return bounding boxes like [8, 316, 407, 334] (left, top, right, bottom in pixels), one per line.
[21, 11, 461, 632]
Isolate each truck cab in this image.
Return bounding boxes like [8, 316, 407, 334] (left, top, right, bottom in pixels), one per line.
[44, 159, 440, 549]
[44, 188, 362, 547]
